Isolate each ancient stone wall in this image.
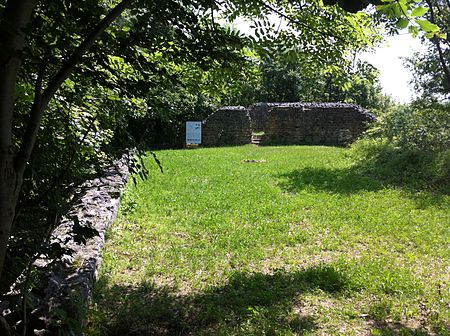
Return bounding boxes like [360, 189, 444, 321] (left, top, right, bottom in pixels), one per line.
[249, 103, 269, 132]
[202, 106, 252, 146]
[1, 153, 132, 334]
[201, 102, 375, 147]
[258, 102, 376, 146]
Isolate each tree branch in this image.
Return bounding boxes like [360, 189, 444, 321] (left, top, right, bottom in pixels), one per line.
[432, 37, 450, 90]
[15, 0, 135, 175]
[424, 0, 450, 91]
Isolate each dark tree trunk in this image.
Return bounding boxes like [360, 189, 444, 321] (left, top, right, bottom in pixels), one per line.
[0, 154, 20, 284]
[0, 0, 36, 281]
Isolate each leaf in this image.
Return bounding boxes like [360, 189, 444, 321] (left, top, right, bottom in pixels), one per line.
[393, 2, 408, 17]
[408, 25, 419, 37]
[376, 4, 391, 13]
[416, 19, 440, 33]
[411, 6, 429, 17]
[342, 82, 351, 91]
[396, 18, 409, 29]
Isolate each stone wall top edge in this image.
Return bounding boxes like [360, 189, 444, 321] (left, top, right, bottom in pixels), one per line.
[262, 103, 376, 120]
[251, 102, 360, 109]
[217, 106, 247, 111]
[211, 102, 377, 121]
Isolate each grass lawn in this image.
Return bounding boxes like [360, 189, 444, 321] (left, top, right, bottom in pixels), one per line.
[87, 145, 450, 335]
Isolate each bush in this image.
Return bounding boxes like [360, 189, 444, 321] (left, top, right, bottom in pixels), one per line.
[369, 101, 450, 151]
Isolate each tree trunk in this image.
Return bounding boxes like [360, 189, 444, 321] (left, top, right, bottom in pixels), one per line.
[0, 154, 20, 284]
[0, 0, 36, 281]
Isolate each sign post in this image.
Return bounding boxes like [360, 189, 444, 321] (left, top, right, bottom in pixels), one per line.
[186, 121, 202, 146]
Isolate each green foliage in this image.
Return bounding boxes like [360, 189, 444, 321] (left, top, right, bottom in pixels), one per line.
[404, 0, 450, 98]
[406, 49, 450, 98]
[369, 101, 450, 151]
[223, 54, 391, 110]
[356, 97, 450, 195]
[374, 0, 445, 38]
[320, 0, 446, 39]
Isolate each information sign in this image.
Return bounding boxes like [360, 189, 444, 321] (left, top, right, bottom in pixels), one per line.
[186, 121, 202, 144]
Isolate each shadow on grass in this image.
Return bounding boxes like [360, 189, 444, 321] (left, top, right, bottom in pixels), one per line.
[278, 165, 449, 210]
[278, 142, 449, 200]
[88, 266, 351, 335]
[369, 320, 447, 336]
[278, 166, 382, 195]
[367, 300, 450, 336]
[87, 264, 446, 336]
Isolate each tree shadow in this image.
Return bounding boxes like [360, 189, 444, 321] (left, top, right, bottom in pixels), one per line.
[366, 301, 449, 336]
[278, 166, 382, 195]
[277, 140, 449, 199]
[88, 265, 352, 335]
[277, 162, 448, 209]
[351, 144, 449, 196]
[368, 320, 442, 336]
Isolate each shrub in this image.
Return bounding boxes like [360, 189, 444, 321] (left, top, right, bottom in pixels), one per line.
[369, 101, 450, 152]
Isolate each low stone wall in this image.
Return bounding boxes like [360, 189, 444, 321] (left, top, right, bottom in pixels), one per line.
[1, 153, 132, 335]
[202, 106, 252, 147]
[259, 102, 376, 146]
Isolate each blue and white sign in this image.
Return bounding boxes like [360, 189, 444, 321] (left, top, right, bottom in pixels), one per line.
[186, 121, 202, 144]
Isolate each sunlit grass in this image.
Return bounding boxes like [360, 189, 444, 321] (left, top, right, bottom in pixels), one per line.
[87, 145, 450, 335]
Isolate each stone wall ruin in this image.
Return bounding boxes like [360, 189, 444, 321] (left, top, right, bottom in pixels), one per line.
[259, 102, 376, 146]
[201, 102, 376, 147]
[202, 106, 252, 146]
[1, 154, 132, 334]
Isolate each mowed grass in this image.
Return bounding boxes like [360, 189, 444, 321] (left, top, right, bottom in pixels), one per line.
[87, 145, 450, 336]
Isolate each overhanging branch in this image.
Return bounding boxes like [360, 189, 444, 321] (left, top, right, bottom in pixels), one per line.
[15, 0, 136, 174]
[424, 0, 450, 91]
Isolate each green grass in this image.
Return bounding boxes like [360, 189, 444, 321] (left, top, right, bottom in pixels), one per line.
[87, 145, 450, 335]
